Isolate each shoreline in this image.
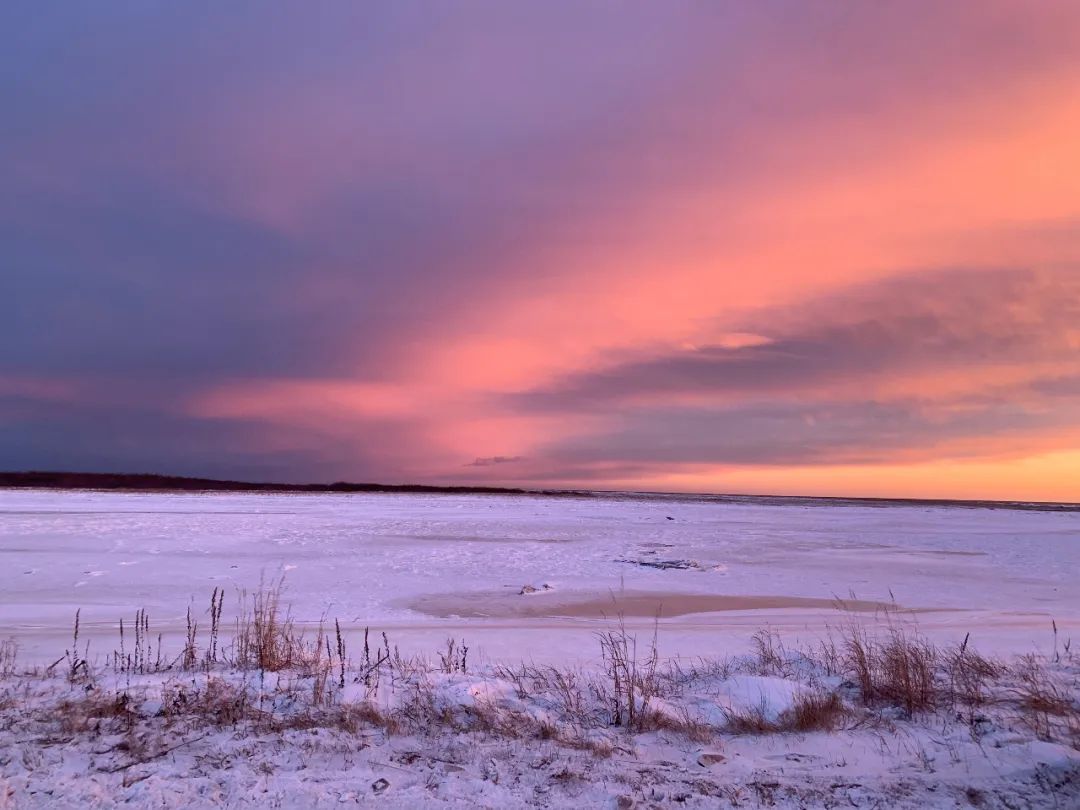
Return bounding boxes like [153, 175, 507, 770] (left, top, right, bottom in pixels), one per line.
[2, 471, 1078, 512]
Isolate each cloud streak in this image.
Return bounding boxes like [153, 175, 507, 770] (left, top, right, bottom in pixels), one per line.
[465, 456, 524, 468]
[512, 267, 1080, 410]
[496, 268, 1080, 482]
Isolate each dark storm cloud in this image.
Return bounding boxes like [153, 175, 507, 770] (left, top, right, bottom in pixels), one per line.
[1, 184, 322, 379]
[1030, 375, 1080, 397]
[0, 391, 421, 483]
[505, 267, 1080, 473]
[539, 398, 1070, 470]
[1, 4, 704, 384]
[0, 394, 306, 480]
[513, 267, 1080, 412]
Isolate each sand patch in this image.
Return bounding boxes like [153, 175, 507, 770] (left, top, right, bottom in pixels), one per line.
[386, 533, 577, 545]
[408, 590, 895, 620]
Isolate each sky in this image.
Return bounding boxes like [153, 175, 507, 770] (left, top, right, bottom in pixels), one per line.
[3, 2, 1080, 501]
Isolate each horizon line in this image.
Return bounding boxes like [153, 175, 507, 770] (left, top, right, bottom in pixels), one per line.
[2, 470, 1077, 513]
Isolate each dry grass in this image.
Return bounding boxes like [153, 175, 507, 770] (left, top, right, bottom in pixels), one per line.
[0, 639, 16, 678]
[162, 677, 259, 727]
[845, 624, 937, 715]
[337, 699, 403, 736]
[722, 702, 774, 734]
[233, 576, 313, 672]
[1009, 654, 1079, 745]
[637, 704, 716, 743]
[779, 690, 849, 732]
[749, 629, 788, 676]
[722, 690, 847, 734]
[467, 698, 541, 738]
[12, 586, 1078, 756]
[54, 608, 91, 682]
[813, 632, 843, 678]
[1012, 655, 1074, 715]
[597, 617, 661, 731]
[438, 637, 469, 674]
[115, 608, 164, 675]
[56, 690, 138, 735]
[944, 634, 1005, 709]
[664, 656, 736, 688]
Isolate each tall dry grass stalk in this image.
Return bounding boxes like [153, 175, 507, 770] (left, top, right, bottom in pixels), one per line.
[597, 616, 660, 730]
[234, 575, 309, 671]
[207, 587, 224, 666]
[844, 623, 937, 714]
[944, 633, 1004, 709]
[113, 608, 162, 675]
[0, 638, 16, 677]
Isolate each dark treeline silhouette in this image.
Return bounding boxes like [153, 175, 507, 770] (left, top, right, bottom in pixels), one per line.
[0, 471, 1075, 512]
[0, 471, 529, 496]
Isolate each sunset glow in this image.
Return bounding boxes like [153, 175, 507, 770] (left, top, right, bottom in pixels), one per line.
[4, 2, 1080, 500]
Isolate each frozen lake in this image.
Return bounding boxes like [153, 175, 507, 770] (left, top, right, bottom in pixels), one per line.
[2, 489, 1078, 666]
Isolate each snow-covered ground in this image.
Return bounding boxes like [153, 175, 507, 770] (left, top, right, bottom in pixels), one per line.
[1, 489, 1078, 807]
[3, 657, 1078, 809]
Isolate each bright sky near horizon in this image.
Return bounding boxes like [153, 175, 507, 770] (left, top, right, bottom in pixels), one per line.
[3, 2, 1080, 501]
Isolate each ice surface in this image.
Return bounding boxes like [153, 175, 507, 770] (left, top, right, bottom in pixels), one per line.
[1, 489, 1078, 665]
